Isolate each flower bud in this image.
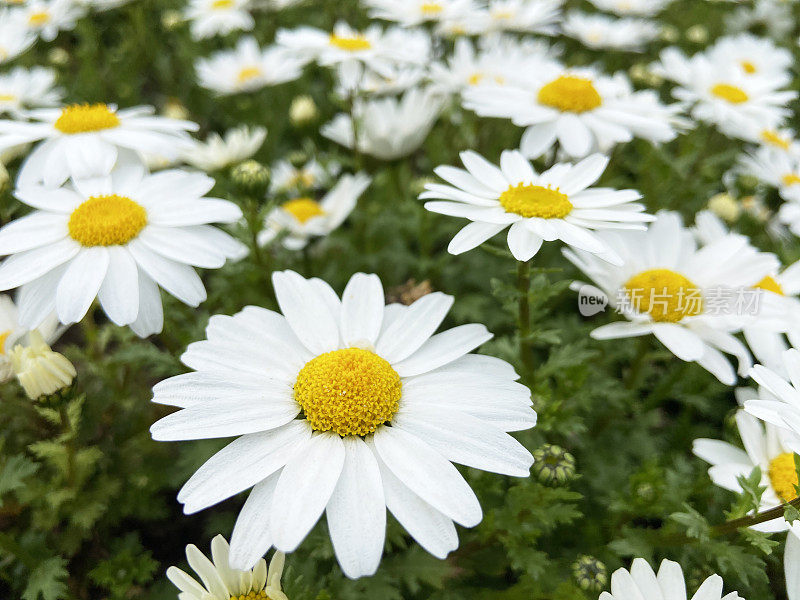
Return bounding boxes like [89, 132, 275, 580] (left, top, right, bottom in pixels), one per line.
[290, 95, 319, 127]
[231, 160, 270, 194]
[532, 444, 576, 484]
[572, 555, 608, 592]
[9, 331, 76, 401]
[707, 193, 740, 223]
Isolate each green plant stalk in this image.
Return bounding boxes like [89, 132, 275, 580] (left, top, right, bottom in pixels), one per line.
[517, 259, 534, 373]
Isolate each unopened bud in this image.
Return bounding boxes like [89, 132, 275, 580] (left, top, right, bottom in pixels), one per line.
[532, 444, 576, 484]
[289, 95, 319, 127]
[572, 555, 608, 592]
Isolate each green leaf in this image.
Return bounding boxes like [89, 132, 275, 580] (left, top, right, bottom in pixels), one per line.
[22, 557, 68, 600]
[0, 454, 39, 507]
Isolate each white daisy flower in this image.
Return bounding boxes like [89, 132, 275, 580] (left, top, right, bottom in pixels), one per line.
[257, 172, 370, 250]
[183, 0, 253, 40]
[364, 0, 476, 27]
[564, 211, 779, 385]
[150, 270, 535, 579]
[562, 12, 659, 52]
[694, 210, 800, 374]
[0, 67, 61, 117]
[463, 63, 679, 158]
[195, 37, 305, 96]
[707, 34, 793, 80]
[167, 535, 288, 600]
[475, 0, 562, 35]
[322, 87, 445, 161]
[276, 21, 430, 75]
[12, 0, 84, 41]
[600, 558, 742, 600]
[0, 10, 36, 64]
[335, 62, 427, 98]
[0, 293, 59, 383]
[738, 123, 800, 155]
[655, 48, 796, 140]
[695, 408, 800, 533]
[0, 161, 247, 336]
[740, 146, 800, 204]
[587, 0, 672, 17]
[183, 126, 266, 172]
[270, 158, 332, 194]
[745, 350, 800, 454]
[725, 0, 794, 41]
[422, 150, 651, 263]
[0, 103, 198, 187]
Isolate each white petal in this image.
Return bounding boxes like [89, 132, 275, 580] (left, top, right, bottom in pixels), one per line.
[272, 270, 340, 355]
[56, 247, 109, 324]
[0, 238, 80, 290]
[97, 246, 139, 325]
[393, 324, 492, 377]
[375, 292, 453, 363]
[340, 273, 384, 347]
[229, 472, 280, 570]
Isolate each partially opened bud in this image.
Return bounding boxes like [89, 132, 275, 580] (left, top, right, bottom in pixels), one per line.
[9, 331, 76, 400]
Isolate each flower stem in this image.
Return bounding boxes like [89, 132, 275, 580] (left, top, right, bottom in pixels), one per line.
[517, 259, 534, 372]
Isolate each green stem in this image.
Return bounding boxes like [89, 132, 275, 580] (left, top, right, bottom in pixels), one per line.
[711, 498, 800, 536]
[349, 92, 363, 171]
[624, 337, 650, 389]
[517, 259, 534, 372]
[58, 402, 76, 488]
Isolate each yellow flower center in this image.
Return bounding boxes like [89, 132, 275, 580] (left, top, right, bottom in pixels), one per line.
[623, 269, 704, 323]
[762, 129, 791, 150]
[783, 174, 800, 187]
[538, 76, 602, 113]
[0, 94, 15, 102]
[0, 330, 11, 355]
[27, 10, 49, 25]
[420, 2, 443, 15]
[710, 83, 749, 104]
[294, 348, 402, 437]
[212, 0, 233, 8]
[282, 197, 325, 224]
[769, 452, 799, 502]
[229, 591, 269, 600]
[740, 60, 757, 74]
[491, 9, 514, 19]
[499, 183, 573, 219]
[236, 66, 262, 84]
[329, 34, 372, 52]
[68, 195, 147, 247]
[754, 275, 784, 295]
[54, 103, 121, 134]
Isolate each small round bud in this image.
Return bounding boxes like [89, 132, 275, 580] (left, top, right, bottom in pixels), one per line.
[410, 176, 436, 196]
[162, 9, 182, 30]
[532, 444, 576, 485]
[48, 47, 69, 66]
[290, 95, 319, 127]
[707, 193, 741, 223]
[660, 25, 679, 43]
[572, 555, 608, 593]
[685, 25, 708, 44]
[162, 98, 189, 121]
[231, 160, 270, 194]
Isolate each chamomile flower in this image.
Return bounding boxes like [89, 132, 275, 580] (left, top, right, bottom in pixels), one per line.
[600, 558, 742, 600]
[587, 0, 672, 17]
[0, 11, 36, 64]
[182, 126, 266, 172]
[695, 408, 800, 533]
[422, 150, 651, 263]
[14, 0, 84, 41]
[562, 12, 659, 52]
[364, 0, 476, 27]
[564, 211, 779, 385]
[270, 158, 331, 194]
[0, 294, 58, 383]
[739, 146, 800, 203]
[707, 34, 793, 80]
[322, 87, 445, 161]
[0, 103, 198, 187]
[463, 63, 679, 158]
[476, 0, 562, 35]
[745, 350, 800, 450]
[335, 62, 427, 98]
[183, 0, 253, 40]
[150, 270, 535, 578]
[739, 124, 799, 155]
[167, 535, 288, 600]
[258, 172, 370, 250]
[655, 48, 796, 140]
[196, 37, 305, 95]
[0, 162, 246, 336]
[725, 0, 794, 40]
[277, 21, 430, 75]
[0, 67, 61, 116]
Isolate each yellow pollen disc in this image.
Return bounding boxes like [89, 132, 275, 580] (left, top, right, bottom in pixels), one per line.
[68, 195, 147, 247]
[491, 9, 514, 19]
[769, 452, 799, 502]
[229, 591, 269, 600]
[282, 197, 325, 224]
[538, 75, 602, 113]
[27, 10, 50, 25]
[710, 83, 749, 104]
[54, 103, 121, 134]
[754, 275, 784, 295]
[623, 269, 704, 323]
[420, 2, 443, 15]
[783, 174, 800, 187]
[499, 183, 572, 219]
[329, 34, 372, 52]
[294, 348, 402, 437]
[237, 66, 262, 84]
[0, 330, 10, 355]
[212, 0, 233, 8]
[468, 72, 484, 86]
[740, 60, 757, 74]
[0, 94, 15, 102]
[762, 129, 791, 150]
